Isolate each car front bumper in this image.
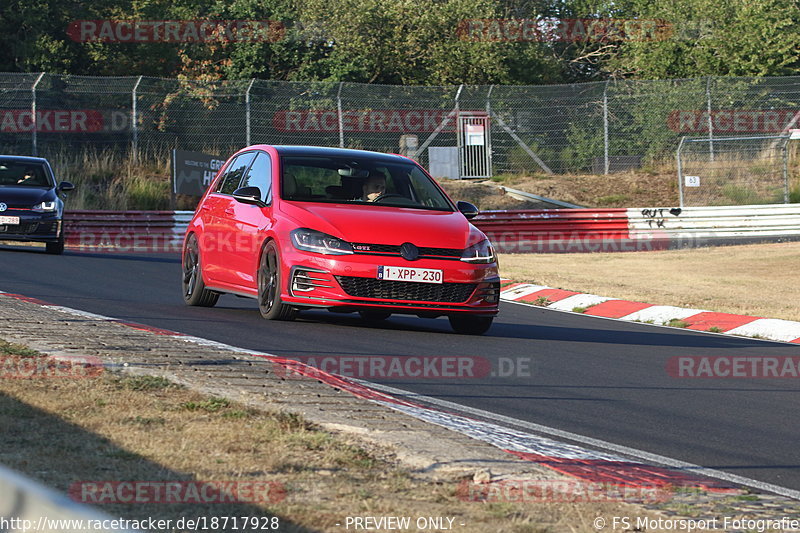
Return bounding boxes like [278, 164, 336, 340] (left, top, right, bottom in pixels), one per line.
[280, 251, 500, 317]
[0, 213, 61, 243]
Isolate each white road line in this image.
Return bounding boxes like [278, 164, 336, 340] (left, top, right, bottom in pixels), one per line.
[359, 380, 800, 500]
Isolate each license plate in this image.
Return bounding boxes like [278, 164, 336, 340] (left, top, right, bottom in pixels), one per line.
[0, 216, 19, 225]
[378, 266, 443, 284]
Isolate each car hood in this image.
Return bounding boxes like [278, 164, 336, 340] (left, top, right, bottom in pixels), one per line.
[0, 186, 54, 207]
[280, 202, 476, 249]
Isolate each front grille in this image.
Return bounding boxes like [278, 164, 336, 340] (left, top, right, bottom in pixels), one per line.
[351, 243, 462, 259]
[336, 276, 476, 303]
[0, 222, 45, 234]
[419, 246, 462, 257]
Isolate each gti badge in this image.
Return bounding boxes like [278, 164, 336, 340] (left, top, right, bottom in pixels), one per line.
[400, 242, 419, 261]
[0, 203, 6, 212]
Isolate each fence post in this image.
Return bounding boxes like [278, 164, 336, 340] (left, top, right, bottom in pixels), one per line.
[603, 79, 610, 175]
[245, 78, 255, 146]
[337, 82, 344, 148]
[706, 76, 714, 162]
[30, 72, 45, 156]
[131, 75, 143, 162]
[783, 139, 789, 203]
[455, 84, 463, 179]
[676, 136, 687, 207]
[486, 84, 494, 177]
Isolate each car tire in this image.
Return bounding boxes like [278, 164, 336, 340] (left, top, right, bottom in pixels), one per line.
[359, 310, 392, 321]
[448, 315, 493, 335]
[182, 234, 219, 307]
[45, 234, 65, 255]
[258, 241, 297, 321]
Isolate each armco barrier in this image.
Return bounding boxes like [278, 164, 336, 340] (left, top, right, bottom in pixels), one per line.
[474, 204, 800, 252]
[473, 208, 639, 253]
[64, 210, 192, 252]
[60, 204, 800, 254]
[627, 204, 800, 248]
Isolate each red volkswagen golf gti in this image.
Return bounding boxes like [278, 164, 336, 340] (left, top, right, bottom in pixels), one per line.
[182, 146, 500, 334]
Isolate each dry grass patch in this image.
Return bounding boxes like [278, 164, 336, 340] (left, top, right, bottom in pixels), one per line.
[488, 167, 679, 208]
[0, 350, 688, 532]
[499, 241, 800, 322]
[437, 179, 547, 210]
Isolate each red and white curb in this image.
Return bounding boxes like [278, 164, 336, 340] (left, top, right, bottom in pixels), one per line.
[4, 290, 788, 498]
[500, 282, 800, 344]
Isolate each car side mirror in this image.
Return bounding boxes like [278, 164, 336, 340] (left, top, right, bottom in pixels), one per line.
[232, 186, 266, 207]
[456, 201, 479, 219]
[58, 181, 75, 192]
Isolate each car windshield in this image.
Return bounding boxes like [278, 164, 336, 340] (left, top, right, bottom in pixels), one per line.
[280, 156, 454, 211]
[0, 162, 51, 188]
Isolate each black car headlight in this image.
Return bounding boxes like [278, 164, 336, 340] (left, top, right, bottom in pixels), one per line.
[32, 201, 57, 213]
[291, 228, 354, 255]
[460, 239, 496, 264]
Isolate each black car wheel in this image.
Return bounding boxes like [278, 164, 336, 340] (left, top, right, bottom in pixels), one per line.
[182, 234, 219, 307]
[258, 241, 296, 321]
[448, 315, 493, 335]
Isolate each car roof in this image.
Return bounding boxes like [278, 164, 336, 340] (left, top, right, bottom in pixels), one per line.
[253, 145, 409, 164]
[0, 155, 50, 165]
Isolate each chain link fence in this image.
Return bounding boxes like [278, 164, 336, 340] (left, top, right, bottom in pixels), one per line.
[677, 135, 790, 207]
[1, 73, 799, 191]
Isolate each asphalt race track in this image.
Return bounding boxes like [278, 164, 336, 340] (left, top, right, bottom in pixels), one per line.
[2, 246, 800, 492]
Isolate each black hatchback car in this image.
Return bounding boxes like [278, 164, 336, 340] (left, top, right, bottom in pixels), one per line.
[0, 155, 74, 254]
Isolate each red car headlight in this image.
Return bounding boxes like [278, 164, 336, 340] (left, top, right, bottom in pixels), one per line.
[290, 228, 354, 255]
[460, 239, 496, 264]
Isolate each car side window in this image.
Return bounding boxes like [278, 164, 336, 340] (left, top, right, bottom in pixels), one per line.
[240, 152, 272, 203]
[215, 155, 240, 193]
[217, 152, 256, 195]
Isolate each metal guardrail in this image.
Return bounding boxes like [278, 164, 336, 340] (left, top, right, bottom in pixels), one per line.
[61, 205, 800, 254]
[0, 464, 140, 532]
[627, 204, 800, 248]
[473, 208, 633, 252]
[64, 211, 192, 252]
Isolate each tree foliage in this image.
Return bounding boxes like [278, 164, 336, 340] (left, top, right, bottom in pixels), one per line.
[0, 0, 798, 83]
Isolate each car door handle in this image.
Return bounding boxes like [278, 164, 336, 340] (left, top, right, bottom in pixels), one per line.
[224, 207, 234, 215]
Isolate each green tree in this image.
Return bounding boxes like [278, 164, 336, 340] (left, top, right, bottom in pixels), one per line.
[609, 0, 800, 78]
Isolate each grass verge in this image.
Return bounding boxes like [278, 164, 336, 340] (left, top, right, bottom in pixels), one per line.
[0, 343, 686, 532]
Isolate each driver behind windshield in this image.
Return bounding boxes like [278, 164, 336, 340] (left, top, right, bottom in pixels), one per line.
[361, 172, 386, 202]
[16, 166, 43, 186]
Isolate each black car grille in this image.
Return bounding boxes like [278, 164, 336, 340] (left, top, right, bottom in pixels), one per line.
[351, 243, 462, 260]
[335, 276, 477, 303]
[0, 221, 58, 235]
